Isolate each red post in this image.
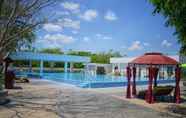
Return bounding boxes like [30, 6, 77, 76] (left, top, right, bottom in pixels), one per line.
[153, 67, 159, 87]
[126, 66, 132, 98]
[145, 66, 154, 104]
[174, 65, 181, 104]
[132, 66, 137, 96]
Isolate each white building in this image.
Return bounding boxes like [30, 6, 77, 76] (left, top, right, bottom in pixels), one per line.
[85, 63, 112, 75]
[110, 57, 136, 74]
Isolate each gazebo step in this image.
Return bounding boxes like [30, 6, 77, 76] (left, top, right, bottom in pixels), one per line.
[182, 81, 186, 86]
[0, 90, 9, 105]
[0, 90, 8, 97]
[181, 89, 186, 91]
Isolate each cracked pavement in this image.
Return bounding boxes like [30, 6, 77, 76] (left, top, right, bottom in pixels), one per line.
[0, 80, 182, 118]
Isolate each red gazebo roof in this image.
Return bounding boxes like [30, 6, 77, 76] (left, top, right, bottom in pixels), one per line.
[130, 52, 178, 65]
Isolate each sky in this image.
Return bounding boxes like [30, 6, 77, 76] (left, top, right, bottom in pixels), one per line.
[34, 0, 180, 56]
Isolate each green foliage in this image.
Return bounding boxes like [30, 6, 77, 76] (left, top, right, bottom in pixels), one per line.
[182, 67, 186, 80]
[67, 50, 91, 56]
[149, 0, 186, 55]
[73, 63, 84, 68]
[0, 73, 4, 90]
[67, 50, 122, 64]
[39, 48, 64, 68]
[91, 51, 122, 64]
[91, 53, 110, 64]
[67, 50, 90, 67]
[0, 0, 35, 53]
[0, 0, 57, 56]
[14, 49, 122, 69]
[40, 48, 64, 54]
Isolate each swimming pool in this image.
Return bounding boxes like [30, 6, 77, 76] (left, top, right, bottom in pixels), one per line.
[16, 72, 175, 88]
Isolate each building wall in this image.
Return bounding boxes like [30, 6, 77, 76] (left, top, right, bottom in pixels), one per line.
[85, 63, 112, 75]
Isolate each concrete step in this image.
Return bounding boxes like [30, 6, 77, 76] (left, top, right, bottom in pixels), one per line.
[0, 90, 9, 105]
[0, 90, 8, 98]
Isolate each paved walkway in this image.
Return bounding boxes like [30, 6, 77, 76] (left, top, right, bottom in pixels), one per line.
[0, 80, 182, 118]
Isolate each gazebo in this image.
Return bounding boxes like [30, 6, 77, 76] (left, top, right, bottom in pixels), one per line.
[126, 52, 181, 104]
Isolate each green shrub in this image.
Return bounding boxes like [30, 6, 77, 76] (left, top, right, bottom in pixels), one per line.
[0, 74, 4, 90]
[138, 86, 174, 99]
[181, 67, 186, 81]
[153, 86, 174, 96]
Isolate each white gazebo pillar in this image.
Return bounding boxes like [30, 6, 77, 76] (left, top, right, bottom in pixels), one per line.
[70, 62, 73, 72]
[112, 64, 115, 73]
[138, 67, 141, 80]
[29, 60, 32, 73]
[84, 63, 89, 73]
[40, 60, 44, 77]
[64, 62, 68, 73]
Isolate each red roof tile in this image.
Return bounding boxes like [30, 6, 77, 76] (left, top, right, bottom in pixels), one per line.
[130, 52, 178, 65]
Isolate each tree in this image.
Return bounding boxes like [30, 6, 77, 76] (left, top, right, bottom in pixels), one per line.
[0, 0, 56, 59]
[0, 0, 59, 89]
[149, 0, 186, 55]
[67, 50, 122, 64]
[67, 50, 91, 56]
[91, 51, 122, 64]
[67, 50, 91, 68]
[39, 48, 64, 68]
[40, 48, 64, 54]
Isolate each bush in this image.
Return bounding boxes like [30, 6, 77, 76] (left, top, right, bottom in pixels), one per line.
[181, 67, 186, 81]
[0, 74, 4, 90]
[153, 86, 174, 96]
[137, 86, 174, 99]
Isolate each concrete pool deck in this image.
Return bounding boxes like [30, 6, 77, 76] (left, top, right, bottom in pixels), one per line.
[0, 79, 185, 118]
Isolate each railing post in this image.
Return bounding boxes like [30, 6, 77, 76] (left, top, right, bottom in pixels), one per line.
[70, 62, 73, 72]
[29, 60, 32, 73]
[40, 60, 43, 77]
[64, 62, 68, 73]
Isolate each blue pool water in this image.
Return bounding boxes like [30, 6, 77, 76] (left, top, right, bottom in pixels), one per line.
[16, 72, 175, 88]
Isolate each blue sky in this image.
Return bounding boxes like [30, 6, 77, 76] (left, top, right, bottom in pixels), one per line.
[34, 0, 180, 56]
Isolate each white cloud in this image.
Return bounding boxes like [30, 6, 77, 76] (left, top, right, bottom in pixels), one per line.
[143, 42, 150, 46]
[83, 37, 90, 42]
[58, 18, 80, 30]
[96, 33, 102, 38]
[128, 41, 143, 51]
[63, 18, 80, 29]
[61, 2, 79, 12]
[44, 34, 75, 44]
[104, 10, 118, 21]
[72, 30, 78, 34]
[96, 33, 112, 40]
[102, 36, 112, 40]
[43, 18, 80, 32]
[43, 23, 62, 32]
[161, 40, 172, 47]
[80, 9, 98, 21]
